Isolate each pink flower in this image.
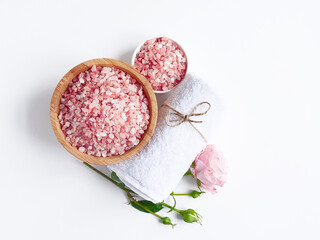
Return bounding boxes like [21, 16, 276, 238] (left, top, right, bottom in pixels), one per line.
[190, 144, 228, 194]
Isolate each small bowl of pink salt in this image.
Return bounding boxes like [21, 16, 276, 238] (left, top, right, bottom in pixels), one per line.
[132, 37, 188, 93]
[50, 58, 157, 165]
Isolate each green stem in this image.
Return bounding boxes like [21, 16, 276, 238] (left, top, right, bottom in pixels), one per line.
[83, 162, 134, 193]
[161, 202, 181, 213]
[171, 193, 189, 196]
[171, 191, 205, 197]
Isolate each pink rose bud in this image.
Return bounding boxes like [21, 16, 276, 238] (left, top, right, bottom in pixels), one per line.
[190, 144, 228, 194]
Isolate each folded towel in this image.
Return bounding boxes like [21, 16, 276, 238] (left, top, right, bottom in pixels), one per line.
[108, 74, 222, 202]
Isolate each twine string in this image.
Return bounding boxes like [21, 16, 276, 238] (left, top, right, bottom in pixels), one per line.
[161, 102, 211, 143]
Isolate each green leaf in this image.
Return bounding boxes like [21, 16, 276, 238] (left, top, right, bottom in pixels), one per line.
[197, 179, 202, 191]
[118, 182, 126, 189]
[111, 172, 121, 182]
[197, 179, 201, 187]
[184, 169, 192, 176]
[130, 201, 149, 213]
[130, 200, 163, 214]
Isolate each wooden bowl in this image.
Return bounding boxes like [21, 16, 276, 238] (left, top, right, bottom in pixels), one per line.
[50, 58, 158, 165]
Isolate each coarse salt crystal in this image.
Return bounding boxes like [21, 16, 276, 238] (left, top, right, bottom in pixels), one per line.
[109, 133, 114, 139]
[130, 128, 136, 134]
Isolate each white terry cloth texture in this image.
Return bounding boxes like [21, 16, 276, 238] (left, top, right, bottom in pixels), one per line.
[108, 74, 222, 202]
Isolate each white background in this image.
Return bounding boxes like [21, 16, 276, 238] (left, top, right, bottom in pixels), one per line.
[1, 0, 319, 239]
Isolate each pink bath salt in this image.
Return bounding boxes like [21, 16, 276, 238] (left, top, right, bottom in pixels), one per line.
[134, 37, 187, 91]
[58, 66, 150, 157]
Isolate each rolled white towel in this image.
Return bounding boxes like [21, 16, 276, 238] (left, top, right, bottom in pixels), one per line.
[108, 74, 222, 202]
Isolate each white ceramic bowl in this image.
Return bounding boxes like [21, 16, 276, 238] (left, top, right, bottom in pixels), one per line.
[131, 37, 188, 94]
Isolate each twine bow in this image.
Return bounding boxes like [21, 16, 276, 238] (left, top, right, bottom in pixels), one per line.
[161, 102, 211, 143]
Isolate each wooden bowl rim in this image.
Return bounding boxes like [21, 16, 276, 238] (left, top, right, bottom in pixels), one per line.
[50, 58, 158, 165]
